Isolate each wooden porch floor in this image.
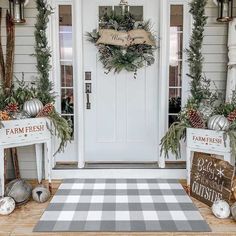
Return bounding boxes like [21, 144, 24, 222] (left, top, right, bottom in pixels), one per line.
[0, 180, 236, 236]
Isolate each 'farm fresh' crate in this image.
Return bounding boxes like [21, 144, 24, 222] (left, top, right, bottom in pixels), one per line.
[0, 118, 52, 197]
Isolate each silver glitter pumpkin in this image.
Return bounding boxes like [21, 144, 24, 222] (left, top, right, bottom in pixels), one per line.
[5, 179, 32, 205]
[207, 115, 230, 131]
[23, 99, 43, 117]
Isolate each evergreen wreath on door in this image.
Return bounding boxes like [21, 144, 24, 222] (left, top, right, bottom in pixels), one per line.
[87, 11, 157, 78]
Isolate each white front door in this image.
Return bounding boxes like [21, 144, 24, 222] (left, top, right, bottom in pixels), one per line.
[83, 0, 159, 163]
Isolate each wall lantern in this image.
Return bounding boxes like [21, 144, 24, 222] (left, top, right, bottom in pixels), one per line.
[216, 0, 234, 22]
[9, 0, 28, 24]
[119, 0, 129, 14]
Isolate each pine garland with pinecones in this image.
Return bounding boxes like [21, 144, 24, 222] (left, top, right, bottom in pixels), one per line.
[161, 0, 208, 159]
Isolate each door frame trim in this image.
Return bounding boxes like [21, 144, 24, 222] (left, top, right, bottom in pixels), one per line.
[49, 0, 191, 168]
[74, 0, 85, 168]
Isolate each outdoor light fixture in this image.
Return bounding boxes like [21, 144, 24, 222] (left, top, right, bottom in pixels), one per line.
[215, 0, 234, 22]
[9, 0, 29, 24]
[119, 0, 129, 14]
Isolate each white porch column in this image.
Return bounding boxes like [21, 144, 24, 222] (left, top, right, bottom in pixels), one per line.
[226, 18, 236, 102]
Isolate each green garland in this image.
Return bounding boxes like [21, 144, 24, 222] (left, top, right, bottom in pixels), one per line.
[34, 0, 72, 154]
[186, 0, 209, 105]
[161, 0, 208, 159]
[87, 12, 156, 77]
[35, 0, 54, 104]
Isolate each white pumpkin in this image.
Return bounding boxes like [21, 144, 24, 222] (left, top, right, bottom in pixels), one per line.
[212, 200, 231, 219]
[207, 115, 230, 131]
[32, 186, 51, 203]
[0, 197, 15, 215]
[23, 99, 44, 117]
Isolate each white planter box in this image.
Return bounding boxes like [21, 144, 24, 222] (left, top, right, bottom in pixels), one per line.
[0, 118, 52, 196]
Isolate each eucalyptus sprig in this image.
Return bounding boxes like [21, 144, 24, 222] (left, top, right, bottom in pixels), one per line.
[48, 110, 72, 155]
[160, 122, 190, 159]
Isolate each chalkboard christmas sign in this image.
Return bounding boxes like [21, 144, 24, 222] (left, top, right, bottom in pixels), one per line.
[190, 153, 235, 207]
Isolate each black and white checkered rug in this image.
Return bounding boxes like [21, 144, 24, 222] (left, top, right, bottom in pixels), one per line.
[34, 179, 211, 232]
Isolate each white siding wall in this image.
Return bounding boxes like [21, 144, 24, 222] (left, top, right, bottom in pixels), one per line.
[0, 0, 232, 178]
[203, 1, 229, 93]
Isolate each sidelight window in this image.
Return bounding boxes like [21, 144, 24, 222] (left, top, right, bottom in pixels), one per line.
[59, 5, 74, 138]
[168, 5, 184, 127]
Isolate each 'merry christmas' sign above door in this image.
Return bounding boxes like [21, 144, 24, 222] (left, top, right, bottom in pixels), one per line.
[97, 29, 156, 47]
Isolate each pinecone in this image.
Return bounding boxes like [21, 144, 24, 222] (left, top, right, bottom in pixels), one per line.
[0, 111, 11, 121]
[36, 103, 54, 117]
[227, 109, 236, 123]
[188, 109, 206, 129]
[5, 103, 18, 113]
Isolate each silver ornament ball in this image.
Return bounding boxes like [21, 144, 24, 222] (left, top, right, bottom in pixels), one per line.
[23, 99, 44, 117]
[207, 115, 230, 131]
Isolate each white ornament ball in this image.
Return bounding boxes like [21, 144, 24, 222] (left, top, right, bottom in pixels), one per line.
[0, 197, 15, 215]
[212, 200, 231, 219]
[32, 186, 51, 203]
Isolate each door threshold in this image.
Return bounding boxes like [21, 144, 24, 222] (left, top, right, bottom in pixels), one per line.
[54, 162, 186, 170]
[52, 168, 187, 180]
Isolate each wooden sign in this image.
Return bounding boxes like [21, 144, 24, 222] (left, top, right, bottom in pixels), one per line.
[190, 153, 235, 206]
[187, 128, 230, 152]
[0, 118, 51, 146]
[96, 29, 156, 47]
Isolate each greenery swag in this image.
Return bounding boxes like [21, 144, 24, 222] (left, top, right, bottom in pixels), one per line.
[87, 11, 157, 77]
[160, 0, 236, 159]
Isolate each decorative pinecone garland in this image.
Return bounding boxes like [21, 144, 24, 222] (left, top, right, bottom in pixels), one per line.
[5, 103, 18, 113]
[227, 109, 236, 123]
[36, 103, 54, 118]
[188, 109, 206, 129]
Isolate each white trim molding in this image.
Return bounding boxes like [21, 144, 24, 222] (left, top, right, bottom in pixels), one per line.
[52, 168, 186, 179]
[74, 0, 85, 168]
[226, 18, 236, 102]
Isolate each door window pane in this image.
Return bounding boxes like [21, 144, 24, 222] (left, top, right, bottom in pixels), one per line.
[129, 6, 143, 21]
[168, 5, 184, 126]
[59, 5, 74, 139]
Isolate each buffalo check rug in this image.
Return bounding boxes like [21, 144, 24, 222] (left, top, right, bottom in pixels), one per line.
[34, 179, 211, 232]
